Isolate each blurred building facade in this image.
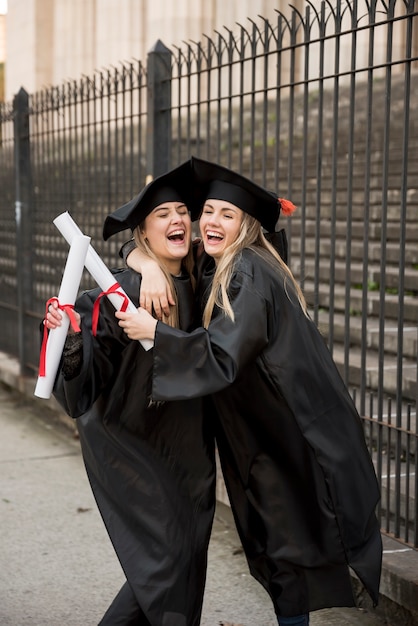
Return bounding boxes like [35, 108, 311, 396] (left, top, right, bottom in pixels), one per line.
[0, 13, 5, 101]
[4, 0, 296, 101]
[0, 14, 5, 61]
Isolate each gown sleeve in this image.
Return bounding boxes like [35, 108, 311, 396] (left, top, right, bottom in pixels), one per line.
[152, 261, 270, 401]
[119, 238, 136, 263]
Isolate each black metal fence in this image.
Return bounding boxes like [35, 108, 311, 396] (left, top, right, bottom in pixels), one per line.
[0, 0, 417, 547]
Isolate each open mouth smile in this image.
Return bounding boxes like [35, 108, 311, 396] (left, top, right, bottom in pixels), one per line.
[206, 230, 224, 242]
[167, 229, 186, 244]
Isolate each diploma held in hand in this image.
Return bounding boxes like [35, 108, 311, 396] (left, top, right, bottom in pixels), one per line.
[34, 235, 90, 399]
[53, 211, 153, 351]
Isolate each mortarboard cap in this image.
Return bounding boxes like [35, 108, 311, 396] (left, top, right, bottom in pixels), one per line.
[190, 156, 282, 231]
[103, 159, 193, 240]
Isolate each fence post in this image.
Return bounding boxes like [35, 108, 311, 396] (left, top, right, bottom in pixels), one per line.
[146, 40, 172, 177]
[14, 87, 34, 377]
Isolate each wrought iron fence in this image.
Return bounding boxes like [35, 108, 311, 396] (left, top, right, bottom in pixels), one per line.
[0, 0, 417, 547]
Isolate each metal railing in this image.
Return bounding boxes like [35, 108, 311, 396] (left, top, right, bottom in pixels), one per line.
[0, 0, 417, 546]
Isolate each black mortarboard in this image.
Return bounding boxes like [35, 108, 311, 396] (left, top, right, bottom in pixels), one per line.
[103, 159, 193, 240]
[190, 156, 282, 231]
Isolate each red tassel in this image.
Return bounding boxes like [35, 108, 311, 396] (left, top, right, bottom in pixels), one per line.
[278, 197, 297, 216]
[92, 282, 129, 336]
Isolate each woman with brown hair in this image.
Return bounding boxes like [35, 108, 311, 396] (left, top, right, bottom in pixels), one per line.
[44, 161, 216, 626]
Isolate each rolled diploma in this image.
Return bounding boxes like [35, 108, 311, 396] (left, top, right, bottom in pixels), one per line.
[53, 211, 153, 352]
[34, 234, 91, 399]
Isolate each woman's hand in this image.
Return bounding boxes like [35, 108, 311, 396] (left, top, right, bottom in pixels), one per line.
[115, 307, 158, 341]
[127, 249, 174, 320]
[139, 258, 175, 320]
[45, 300, 81, 334]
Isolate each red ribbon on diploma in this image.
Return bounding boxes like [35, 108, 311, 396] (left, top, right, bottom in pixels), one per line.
[92, 282, 129, 337]
[39, 297, 81, 377]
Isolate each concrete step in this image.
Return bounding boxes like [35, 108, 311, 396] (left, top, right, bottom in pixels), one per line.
[288, 158, 418, 183]
[356, 391, 417, 447]
[331, 344, 417, 402]
[277, 136, 418, 205]
[293, 259, 418, 294]
[291, 190, 418, 222]
[302, 281, 418, 322]
[289, 218, 418, 243]
[316, 311, 418, 359]
[291, 237, 418, 265]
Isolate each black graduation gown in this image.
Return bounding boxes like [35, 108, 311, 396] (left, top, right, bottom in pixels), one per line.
[53, 268, 216, 626]
[150, 249, 382, 618]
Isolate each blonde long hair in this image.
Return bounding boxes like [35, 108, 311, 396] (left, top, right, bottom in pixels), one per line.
[133, 225, 195, 328]
[202, 212, 307, 328]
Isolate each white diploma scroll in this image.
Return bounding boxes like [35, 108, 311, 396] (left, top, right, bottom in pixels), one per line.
[34, 234, 91, 399]
[53, 211, 153, 352]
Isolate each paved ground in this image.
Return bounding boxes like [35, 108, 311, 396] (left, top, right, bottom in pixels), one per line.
[0, 382, 386, 625]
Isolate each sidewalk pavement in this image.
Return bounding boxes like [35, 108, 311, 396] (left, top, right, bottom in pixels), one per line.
[1, 351, 418, 626]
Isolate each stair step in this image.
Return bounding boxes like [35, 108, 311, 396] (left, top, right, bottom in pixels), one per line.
[331, 344, 417, 402]
[292, 258, 418, 293]
[291, 238, 418, 265]
[301, 281, 418, 323]
[292, 191, 418, 222]
[289, 218, 418, 243]
[316, 311, 418, 359]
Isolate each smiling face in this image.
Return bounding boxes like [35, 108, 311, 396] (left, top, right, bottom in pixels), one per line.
[199, 198, 244, 262]
[141, 201, 191, 274]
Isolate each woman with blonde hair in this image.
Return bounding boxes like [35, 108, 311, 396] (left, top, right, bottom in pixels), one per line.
[119, 157, 382, 626]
